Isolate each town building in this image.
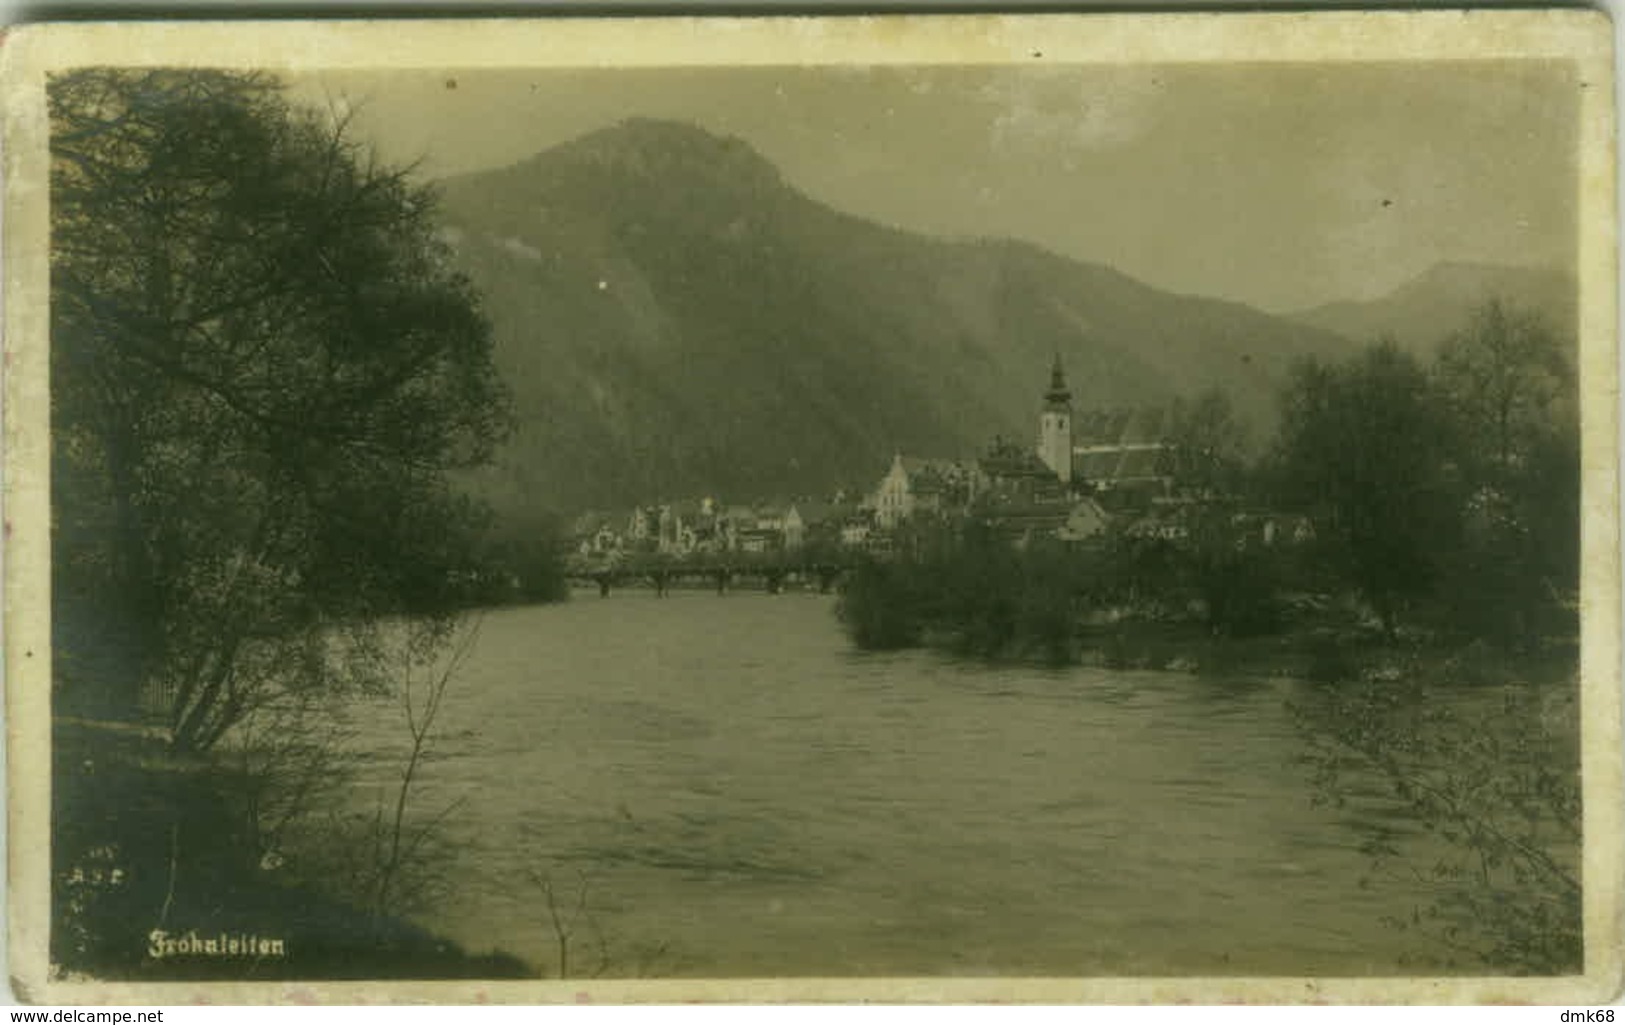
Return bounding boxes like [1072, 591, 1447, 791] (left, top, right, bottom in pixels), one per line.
[1036, 353, 1074, 484]
[570, 361, 1207, 562]
[1071, 405, 1174, 508]
[979, 438, 1070, 506]
[870, 454, 986, 529]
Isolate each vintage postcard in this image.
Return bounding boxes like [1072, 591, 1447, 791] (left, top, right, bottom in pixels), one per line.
[2, 11, 1618, 1005]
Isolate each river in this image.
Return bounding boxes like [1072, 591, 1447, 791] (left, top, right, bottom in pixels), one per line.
[330, 590, 1530, 978]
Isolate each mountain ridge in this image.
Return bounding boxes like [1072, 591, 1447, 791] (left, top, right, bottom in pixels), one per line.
[431, 118, 1519, 517]
[1287, 260, 1577, 353]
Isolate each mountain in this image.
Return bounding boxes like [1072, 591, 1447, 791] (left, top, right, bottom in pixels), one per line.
[1287, 261, 1577, 355]
[434, 118, 1355, 517]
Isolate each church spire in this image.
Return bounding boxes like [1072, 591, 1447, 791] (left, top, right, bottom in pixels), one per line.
[1045, 352, 1071, 408]
[1037, 354, 1074, 484]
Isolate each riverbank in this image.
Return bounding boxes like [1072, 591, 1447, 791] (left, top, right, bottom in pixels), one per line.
[1070, 613, 1578, 690]
[896, 592, 1580, 698]
[51, 718, 532, 981]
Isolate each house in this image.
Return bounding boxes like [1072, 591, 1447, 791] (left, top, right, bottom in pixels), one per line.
[872, 454, 916, 529]
[685, 499, 723, 553]
[974, 500, 1073, 548]
[782, 505, 806, 550]
[657, 501, 705, 556]
[1056, 497, 1112, 544]
[980, 439, 1070, 506]
[626, 506, 657, 547]
[791, 499, 832, 535]
[571, 511, 622, 557]
[717, 505, 759, 552]
[872, 454, 987, 529]
[752, 504, 791, 534]
[789, 498, 874, 550]
[838, 511, 875, 548]
[738, 503, 802, 552]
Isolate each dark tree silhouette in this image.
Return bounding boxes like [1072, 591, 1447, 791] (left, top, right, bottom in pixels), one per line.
[50, 69, 509, 751]
[1436, 299, 1573, 482]
[1270, 342, 1460, 636]
[1157, 387, 1250, 500]
[1433, 300, 1579, 640]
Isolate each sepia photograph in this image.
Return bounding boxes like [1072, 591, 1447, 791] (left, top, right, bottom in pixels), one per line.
[2, 13, 1618, 1004]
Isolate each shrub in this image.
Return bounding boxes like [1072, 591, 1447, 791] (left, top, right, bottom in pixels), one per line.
[835, 560, 922, 650]
[1292, 674, 1580, 974]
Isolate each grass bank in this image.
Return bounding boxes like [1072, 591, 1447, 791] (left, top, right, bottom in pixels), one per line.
[51, 718, 531, 981]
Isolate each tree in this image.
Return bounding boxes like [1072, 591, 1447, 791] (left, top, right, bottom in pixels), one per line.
[50, 70, 509, 751]
[1436, 299, 1573, 483]
[1270, 342, 1460, 635]
[1157, 387, 1250, 499]
[1433, 301, 1578, 640]
[1152, 388, 1279, 636]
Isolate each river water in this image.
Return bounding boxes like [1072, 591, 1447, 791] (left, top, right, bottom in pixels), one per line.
[331, 590, 1527, 978]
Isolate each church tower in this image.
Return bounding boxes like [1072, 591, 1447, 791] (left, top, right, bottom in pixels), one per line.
[1036, 354, 1073, 484]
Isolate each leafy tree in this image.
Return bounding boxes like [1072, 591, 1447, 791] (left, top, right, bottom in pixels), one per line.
[50, 69, 509, 751]
[1158, 387, 1251, 499]
[1436, 300, 1573, 483]
[1153, 388, 1278, 636]
[1270, 342, 1460, 636]
[1433, 301, 1578, 640]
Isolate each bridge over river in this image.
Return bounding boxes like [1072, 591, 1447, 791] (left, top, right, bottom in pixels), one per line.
[564, 554, 862, 597]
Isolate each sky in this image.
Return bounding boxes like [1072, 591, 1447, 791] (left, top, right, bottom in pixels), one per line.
[286, 61, 1580, 313]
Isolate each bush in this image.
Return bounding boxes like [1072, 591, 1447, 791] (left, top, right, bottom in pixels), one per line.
[835, 532, 1090, 664]
[1292, 674, 1580, 974]
[835, 560, 922, 650]
[1193, 546, 1282, 638]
